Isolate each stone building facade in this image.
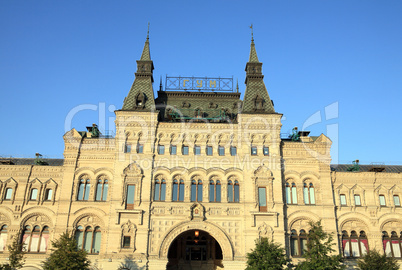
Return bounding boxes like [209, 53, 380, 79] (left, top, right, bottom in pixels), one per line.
[0, 35, 401, 270]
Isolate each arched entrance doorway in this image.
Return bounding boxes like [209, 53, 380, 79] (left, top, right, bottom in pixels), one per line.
[167, 229, 224, 269]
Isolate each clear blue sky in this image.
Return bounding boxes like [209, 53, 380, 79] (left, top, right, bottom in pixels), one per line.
[1, 0, 401, 165]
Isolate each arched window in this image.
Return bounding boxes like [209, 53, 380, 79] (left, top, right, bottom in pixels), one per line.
[30, 188, 38, 200]
[342, 230, 368, 257]
[154, 179, 166, 201]
[209, 180, 221, 202]
[303, 183, 315, 205]
[22, 225, 49, 253]
[191, 180, 202, 202]
[0, 225, 8, 251]
[77, 178, 90, 201]
[95, 179, 108, 201]
[228, 179, 240, 203]
[286, 182, 297, 204]
[290, 229, 308, 257]
[383, 231, 402, 258]
[172, 179, 184, 202]
[75, 226, 101, 254]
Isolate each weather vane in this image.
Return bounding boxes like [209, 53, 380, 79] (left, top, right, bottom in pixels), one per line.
[147, 22, 150, 39]
[250, 24, 254, 41]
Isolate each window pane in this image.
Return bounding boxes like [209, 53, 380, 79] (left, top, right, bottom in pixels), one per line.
[124, 144, 131, 153]
[137, 144, 143, 153]
[340, 194, 347, 205]
[263, 146, 269, 156]
[78, 182, 84, 200]
[160, 182, 166, 201]
[292, 186, 297, 204]
[75, 228, 84, 249]
[158, 145, 165, 155]
[5, 188, 12, 200]
[290, 238, 299, 256]
[354, 195, 361, 206]
[39, 229, 49, 252]
[194, 146, 201, 155]
[303, 186, 309, 204]
[127, 185, 135, 204]
[170, 145, 177, 155]
[216, 184, 221, 202]
[123, 236, 131, 248]
[379, 195, 386, 206]
[286, 186, 291, 204]
[30, 189, 38, 200]
[96, 182, 102, 201]
[209, 183, 214, 202]
[92, 228, 101, 254]
[234, 184, 240, 202]
[197, 183, 203, 202]
[258, 188, 267, 207]
[218, 146, 224, 156]
[309, 187, 315, 204]
[230, 146, 236, 156]
[102, 182, 108, 201]
[394, 195, 401, 206]
[301, 238, 308, 255]
[179, 183, 184, 201]
[206, 146, 212, 156]
[228, 185, 233, 202]
[191, 183, 197, 202]
[45, 189, 53, 201]
[0, 226, 7, 251]
[30, 232, 40, 252]
[154, 183, 160, 201]
[182, 146, 189, 155]
[172, 183, 178, 202]
[251, 147, 257, 155]
[84, 183, 90, 200]
[84, 229, 93, 253]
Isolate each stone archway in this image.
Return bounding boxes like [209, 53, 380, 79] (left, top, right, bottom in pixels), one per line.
[159, 221, 234, 262]
[167, 229, 223, 270]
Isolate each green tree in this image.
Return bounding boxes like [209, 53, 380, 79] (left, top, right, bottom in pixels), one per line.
[296, 220, 345, 270]
[42, 232, 91, 270]
[357, 249, 399, 270]
[246, 237, 291, 270]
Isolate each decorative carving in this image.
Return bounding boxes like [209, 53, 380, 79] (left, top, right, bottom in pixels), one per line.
[190, 203, 205, 221]
[253, 95, 264, 111]
[258, 222, 273, 240]
[182, 101, 191, 108]
[134, 92, 146, 109]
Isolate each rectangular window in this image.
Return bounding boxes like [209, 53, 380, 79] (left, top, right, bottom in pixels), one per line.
[4, 188, 12, 200]
[354, 194, 361, 206]
[258, 187, 267, 212]
[218, 146, 225, 156]
[124, 143, 131, 153]
[230, 146, 237, 156]
[194, 145, 201, 155]
[30, 189, 38, 200]
[394, 195, 401, 206]
[263, 146, 269, 156]
[182, 145, 189, 155]
[126, 185, 135, 210]
[251, 146, 257, 156]
[206, 146, 213, 156]
[122, 236, 131, 248]
[137, 144, 143, 154]
[158, 145, 165, 155]
[340, 194, 347, 206]
[379, 195, 386, 206]
[170, 145, 177, 155]
[44, 189, 53, 201]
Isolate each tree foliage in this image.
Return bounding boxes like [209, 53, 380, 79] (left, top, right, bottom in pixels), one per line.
[296, 220, 345, 270]
[357, 249, 399, 270]
[42, 232, 91, 270]
[0, 232, 25, 270]
[246, 237, 290, 270]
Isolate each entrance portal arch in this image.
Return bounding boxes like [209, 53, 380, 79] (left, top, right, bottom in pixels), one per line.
[159, 221, 234, 261]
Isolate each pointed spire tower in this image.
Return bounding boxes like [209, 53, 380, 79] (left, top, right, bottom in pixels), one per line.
[122, 25, 156, 111]
[242, 29, 275, 114]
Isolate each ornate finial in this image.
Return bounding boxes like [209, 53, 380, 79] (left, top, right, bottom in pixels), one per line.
[250, 24, 254, 42]
[159, 76, 163, 91]
[236, 79, 239, 93]
[147, 22, 150, 40]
